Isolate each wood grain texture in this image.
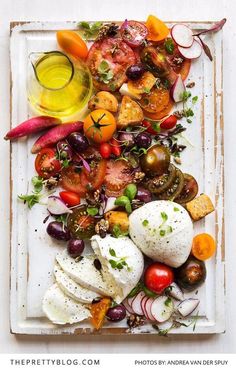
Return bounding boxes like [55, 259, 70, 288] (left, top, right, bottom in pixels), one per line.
[9, 21, 224, 336]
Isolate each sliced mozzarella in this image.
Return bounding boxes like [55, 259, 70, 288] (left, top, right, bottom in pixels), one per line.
[56, 250, 119, 298]
[54, 263, 100, 304]
[119, 83, 141, 100]
[42, 283, 91, 325]
[91, 235, 144, 302]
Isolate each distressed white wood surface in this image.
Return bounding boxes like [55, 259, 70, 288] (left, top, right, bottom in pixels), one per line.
[0, 0, 235, 353]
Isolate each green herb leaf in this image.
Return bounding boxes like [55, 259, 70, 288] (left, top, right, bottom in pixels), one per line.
[143, 286, 157, 298]
[62, 159, 70, 168]
[55, 214, 68, 226]
[78, 21, 103, 39]
[115, 195, 132, 214]
[161, 211, 168, 223]
[98, 60, 110, 73]
[192, 96, 198, 104]
[18, 193, 41, 209]
[142, 219, 149, 227]
[112, 224, 129, 238]
[164, 297, 172, 307]
[181, 90, 191, 102]
[87, 206, 99, 216]
[109, 248, 116, 257]
[165, 38, 174, 54]
[109, 259, 117, 269]
[174, 207, 180, 212]
[31, 176, 43, 193]
[143, 87, 151, 94]
[160, 229, 166, 237]
[124, 183, 137, 201]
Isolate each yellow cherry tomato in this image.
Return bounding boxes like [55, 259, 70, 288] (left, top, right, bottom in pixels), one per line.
[146, 15, 169, 42]
[57, 30, 88, 59]
[83, 109, 116, 144]
[191, 233, 216, 261]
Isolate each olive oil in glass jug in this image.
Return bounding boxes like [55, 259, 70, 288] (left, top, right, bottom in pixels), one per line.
[27, 51, 92, 118]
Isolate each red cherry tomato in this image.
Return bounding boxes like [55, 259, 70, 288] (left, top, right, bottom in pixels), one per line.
[35, 148, 61, 179]
[110, 138, 121, 157]
[99, 143, 112, 159]
[160, 115, 178, 130]
[141, 119, 160, 135]
[144, 263, 174, 294]
[59, 191, 81, 207]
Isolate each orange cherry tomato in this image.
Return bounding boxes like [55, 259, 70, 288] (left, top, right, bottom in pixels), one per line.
[140, 87, 170, 114]
[56, 30, 88, 60]
[146, 15, 169, 42]
[192, 233, 216, 261]
[144, 100, 174, 120]
[83, 109, 116, 144]
[179, 59, 191, 81]
[90, 297, 111, 330]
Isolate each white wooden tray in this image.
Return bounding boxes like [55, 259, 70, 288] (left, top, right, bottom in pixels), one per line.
[10, 21, 225, 335]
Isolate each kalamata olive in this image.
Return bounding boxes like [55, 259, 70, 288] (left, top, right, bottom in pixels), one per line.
[126, 64, 146, 81]
[106, 305, 126, 322]
[67, 239, 85, 258]
[135, 132, 152, 149]
[57, 140, 73, 161]
[118, 132, 135, 148]
[175, 256, 206, 291]
[67, 132, 89, 153]
[140, 144, 170, 176]
[136, 186, 152, 203]
[47, 221, 71, 241]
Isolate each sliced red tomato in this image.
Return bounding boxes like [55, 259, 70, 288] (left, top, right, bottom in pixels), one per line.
[59, 191, 81, 207]
[82, 159, 107, 191]
[60, 166, 87, 196]
[86, 37, 136, 91]
[35, 148, 61, 179]
[120, 20, 148, 47]
[104, 160, 134, 197]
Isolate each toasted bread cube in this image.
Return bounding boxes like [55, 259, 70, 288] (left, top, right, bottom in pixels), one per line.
[105, 211, 129, 233]
[88, 91, 118, 112]
[186, 194, 215, 221]
[117, 96, 144, 128]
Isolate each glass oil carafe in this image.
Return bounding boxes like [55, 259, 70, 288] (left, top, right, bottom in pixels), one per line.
[27, 51, 92, 119]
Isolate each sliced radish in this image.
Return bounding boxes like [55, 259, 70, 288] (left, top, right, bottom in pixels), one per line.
[177, 298, 200, 317]
[131, 291, 146, 315]
[178, 39, 202, 59]
[171, 24, 193, 48]
[47, 196, 72, 215]
[141, 296, 149, 318]
[168, 283, 184, 301]
[122, 299, 135, 314]
[170, 75, 186, 103]
[144, 298, 156, 321]
[127, 296, 136, 308]
[151, 296, 174, 323]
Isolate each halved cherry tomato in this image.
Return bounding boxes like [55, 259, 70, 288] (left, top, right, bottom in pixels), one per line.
[120, 20, 148, 47]
[83, 109, 116, 144]
[67, 205, 96, 239]
[142, 119, 161, 135]
[146, 15, 169, 42]
[175, 174, 198, 204]
[140, 87, 170, 113]
[90, 297, 111, 330]
[35, 148, 61, 179]
[59, 191, 81, 207]
[56, 30, 88, 59]
[144, 263, 174, 294]
[60, 166, 87, 196]
[192, 233, 216, 261]
[160, 115, 177, 130]
[82, 159, 107, 191]
[104, 160, 134, 197]
[144, 100, 174, 120]
[110, 138, 121, 157]
[99, 143, 112, 159]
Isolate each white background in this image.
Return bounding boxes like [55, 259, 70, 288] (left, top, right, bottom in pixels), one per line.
[0, 0, 235, 354]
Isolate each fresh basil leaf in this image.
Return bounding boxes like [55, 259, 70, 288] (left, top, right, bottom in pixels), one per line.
[165, 38, 174, 54]
[31, 176, 43, 193]
[87, 206, 99, 216]
[124, 183, 137, 201]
